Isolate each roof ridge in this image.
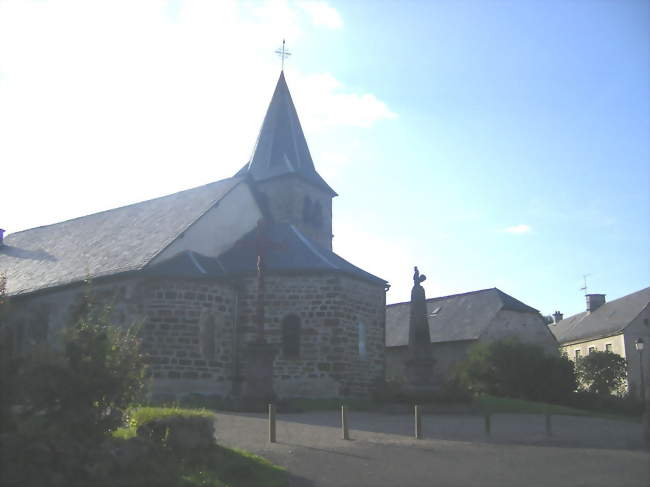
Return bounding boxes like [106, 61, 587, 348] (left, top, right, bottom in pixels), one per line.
[5, 177, 241, 237]
[387, 287, 496, 307]
[558, 286, 650, 323]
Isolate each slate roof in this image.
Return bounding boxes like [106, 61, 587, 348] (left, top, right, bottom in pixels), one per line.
[0, 178, 242, 296]
[236, 71, 337, 196]
[145, 222, 386, 285]
[385, 288, 539, 347]
[549, 287, 650, 344]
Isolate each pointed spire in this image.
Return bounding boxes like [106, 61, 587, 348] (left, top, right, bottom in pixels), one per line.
[238, 72, 336, 196]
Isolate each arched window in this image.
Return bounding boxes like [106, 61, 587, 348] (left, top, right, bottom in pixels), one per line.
[302, 196, 312, 224]
[200, 312, 216, 360]
[282, 314, 301, 358]
[1, 327, 15, 358]
[357, 322, 367, 359]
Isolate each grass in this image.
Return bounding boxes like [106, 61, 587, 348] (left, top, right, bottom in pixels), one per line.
[113, 406, 215, 440]
[111, 406, 288, 487]
[126, 406, 215, 426]
[176, 446, 287, 487]
[475, 394, 641, 422]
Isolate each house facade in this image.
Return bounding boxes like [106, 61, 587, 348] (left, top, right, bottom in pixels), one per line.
[0, 71, 388, 401]
[549, 288, 650, 398]
[385, 288, 558, 386]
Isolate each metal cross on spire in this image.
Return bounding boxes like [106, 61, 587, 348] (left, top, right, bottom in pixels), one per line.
[274, 39, 291, 71]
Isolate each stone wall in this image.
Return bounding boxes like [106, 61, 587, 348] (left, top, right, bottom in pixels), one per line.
[237, 273, 385, 398]
[139, 279, 236, 398]
[2, 271, 386, 400]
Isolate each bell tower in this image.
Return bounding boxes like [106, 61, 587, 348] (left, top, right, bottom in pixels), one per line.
[236, 71, 337, 250]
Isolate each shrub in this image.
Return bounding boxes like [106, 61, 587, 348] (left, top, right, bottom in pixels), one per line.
[136, 415, 216, 452]
[0, 286, 148, 486]
[566, 390, 644, 416]
[575, 351, 628, 396]
[3, 295, 147, 440]
[456, 338, 577, 403]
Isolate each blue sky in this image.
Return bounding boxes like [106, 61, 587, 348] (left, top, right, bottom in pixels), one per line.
[1, 0, 648, 317]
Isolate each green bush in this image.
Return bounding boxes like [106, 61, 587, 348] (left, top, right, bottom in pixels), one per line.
[2, 295, 146, 440]
[565, 390, 644, 416]
[575, 351, 628, 396]
[456, 338, 577, 403]
[0, 286, 149, 486]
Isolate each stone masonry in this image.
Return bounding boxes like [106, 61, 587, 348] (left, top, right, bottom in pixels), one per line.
[3, 272, 386, 400]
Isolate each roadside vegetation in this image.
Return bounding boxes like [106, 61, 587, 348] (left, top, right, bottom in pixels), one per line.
[0, 282, 287, 487]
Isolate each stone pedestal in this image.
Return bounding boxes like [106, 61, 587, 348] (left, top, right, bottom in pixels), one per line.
[240, 342, 276, 411]
[403, 354, 439, 397]
[405, 357, 435, 386]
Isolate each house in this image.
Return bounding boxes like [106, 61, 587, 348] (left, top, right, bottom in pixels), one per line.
[548, 288, 650, 398]
[385, 288, 558, 385]
[0, 71, 388, 401]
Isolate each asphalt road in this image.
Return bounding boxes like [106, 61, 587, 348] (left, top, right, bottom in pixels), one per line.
[215, 411, 650, 487]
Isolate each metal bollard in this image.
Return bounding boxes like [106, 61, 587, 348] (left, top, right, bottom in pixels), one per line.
[341, 405, 350, 440]
[269, 403, 276, 443]
[484, 413, 491, 438]
[415, 405, 422, 439]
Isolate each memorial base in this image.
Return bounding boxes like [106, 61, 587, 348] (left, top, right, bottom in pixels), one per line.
[239, 342, 277, 411]
[404, 357, 438, 395]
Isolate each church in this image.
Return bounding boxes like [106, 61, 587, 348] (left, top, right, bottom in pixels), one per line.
[0, 71, 388, 401]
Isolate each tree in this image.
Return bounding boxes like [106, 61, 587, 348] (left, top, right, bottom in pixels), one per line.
[456, 338, 577, 403]
[576, 351, 628, 396]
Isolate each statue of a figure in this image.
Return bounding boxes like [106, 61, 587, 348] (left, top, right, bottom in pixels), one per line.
[408, 266, 431, 353]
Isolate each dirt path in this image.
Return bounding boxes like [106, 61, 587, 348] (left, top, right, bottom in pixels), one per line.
[215, 411, 649, 487]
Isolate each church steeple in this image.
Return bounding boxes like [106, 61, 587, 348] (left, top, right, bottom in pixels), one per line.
[239, 72, 336, 196]
[237, 71, 336, 250]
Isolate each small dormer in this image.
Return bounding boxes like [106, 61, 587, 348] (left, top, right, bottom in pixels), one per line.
[236, 71, 336, 250]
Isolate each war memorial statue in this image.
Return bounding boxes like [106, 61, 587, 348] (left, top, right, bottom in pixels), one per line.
[404, 267, 436, 389]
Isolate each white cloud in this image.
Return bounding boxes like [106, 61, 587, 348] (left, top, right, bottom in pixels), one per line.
[292, 72, 398, 130]
[0, 0, 395, 234]
[298, 1, 343, 29]
[505, 224, 532, 234]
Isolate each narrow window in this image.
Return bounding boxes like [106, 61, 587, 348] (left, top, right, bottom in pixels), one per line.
[358, 322, 367, 359]
[588, 346, 596, 354]
[1, 328, 15, 357]
[282, 315, 301, 358]
[29, 320, 48, 345]
[605, 344, 612, 352]
[575, 349, 581, 361]
[200, 312, 216, 359]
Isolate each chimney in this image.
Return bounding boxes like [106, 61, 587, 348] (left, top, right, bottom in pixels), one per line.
[586, 294, 606, 312]
[552, 311, 563, 323]
[0, 229, 4, 246]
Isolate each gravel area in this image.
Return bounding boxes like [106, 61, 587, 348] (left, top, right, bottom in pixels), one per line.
[215, 411, 649, 487]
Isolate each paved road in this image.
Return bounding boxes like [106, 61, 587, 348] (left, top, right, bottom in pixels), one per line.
[215, 411, 650, 487]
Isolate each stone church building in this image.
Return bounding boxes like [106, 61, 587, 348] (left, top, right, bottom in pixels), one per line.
[0, 72, 388, 400]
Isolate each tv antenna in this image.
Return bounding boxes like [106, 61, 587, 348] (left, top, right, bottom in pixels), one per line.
[274, 39, 291, 71]
[580, 274, 590, 295]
